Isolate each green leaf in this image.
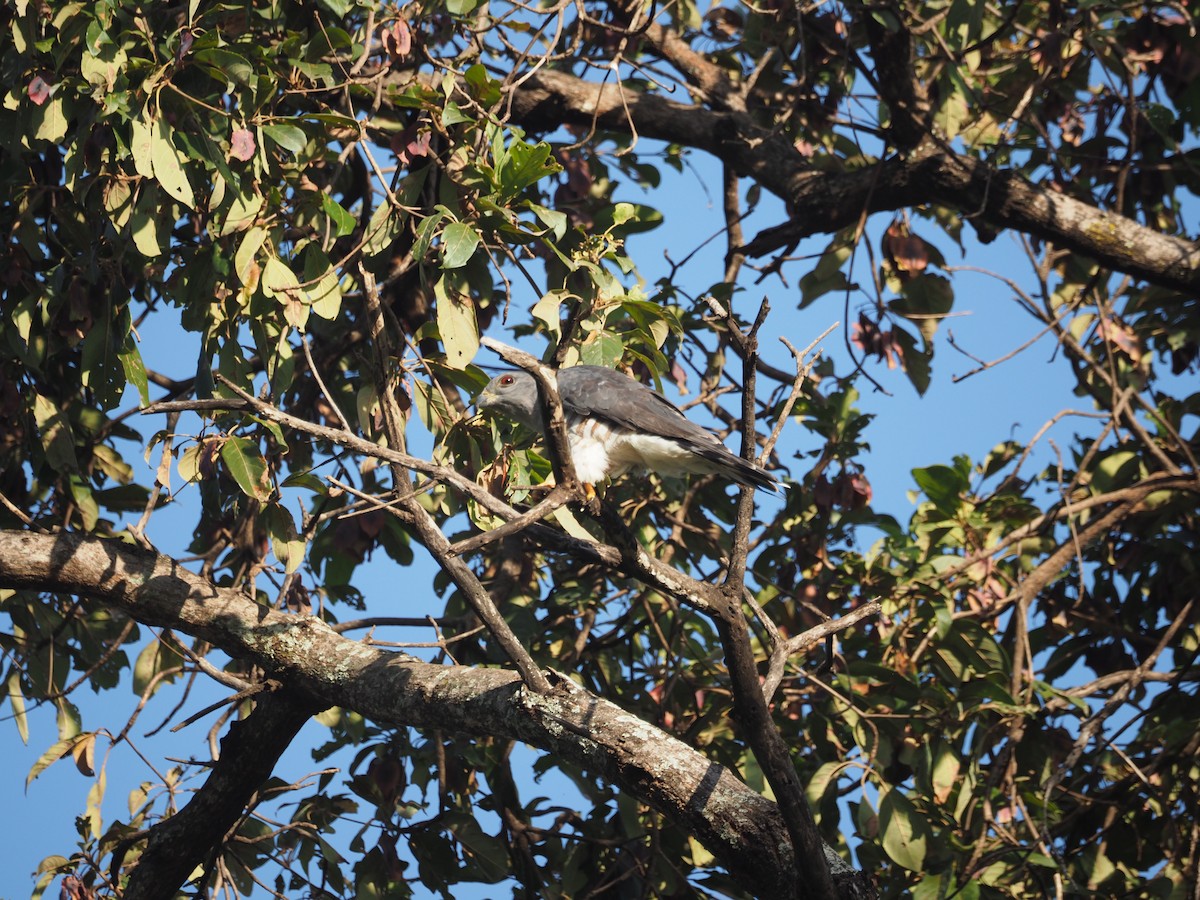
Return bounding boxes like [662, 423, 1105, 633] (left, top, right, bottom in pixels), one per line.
[69, 478, 100, 531]
[579, 331, 624, 368]
[1081, 845, 1116, 886]
[119, 336, 150, 407]
[176, 443, 203, 484]
[440, 221, 480, 269]
[302, 247, 343, 320]
[805, 760, 850, 809]
[892, 326, 931, 395]
[551, 506, 595, 541]
[320, 192, 357, 238]
[281, 471, 327, 493]
[6, 671, 29, 744]
[55, 698, 81, 742]
[878, 788, 930, 871]
[610, 202, 636, 226]
[527, 202, 567, 240]
[1092, 450, 1141, 493]
[912, 463, 966, 514]
[33, 96, 68, 143]
[501, 139, 559, 198]
[262, 256, 302, 302]
[315, 0, 352, 15]
[132, 639, 183, 699]
[434, 273, 479, 369]
[27, 736, 84, 789]
[263, 122, 308, 155]
[931, 744, 961, 803]
[800, 239, 854, 307]
[33, 855, 72, 900]
[151, 116, 195, 209]
[464, 64, 502, 106]
[441, 101, 473, 127]
[413, 209, 448, 261]
[217, 191, 264, 237]
[362, 203, 407, 259]
[891, 274, 955, 346]
[130, 113, 155, 178]
[83, 302, 133, 411]
[1143, 103, 1178, 150]
[129, 194, 163, 257]
[264, 504, 306, 574]
[193, 47, 254, 85]
[235, 226, 268, 286]
[32, 393, 78, 472]
[220, 436, 273, 502]
[448, 814, 509, 881]
[531, 291, 567, 342]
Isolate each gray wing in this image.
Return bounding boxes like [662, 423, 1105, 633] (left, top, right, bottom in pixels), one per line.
[557, 366, 779, 491]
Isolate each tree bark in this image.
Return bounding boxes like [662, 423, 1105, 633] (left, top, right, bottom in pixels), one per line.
[404, 69, 1200, 294]
[123, 686, 319, 900]
[0, 529, 873, 899]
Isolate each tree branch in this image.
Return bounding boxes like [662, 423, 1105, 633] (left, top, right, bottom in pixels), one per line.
[410, 68, 1200, 294]
[122, 686, 320, 900]
[0, 529, 872, 899]
[358, 273, 550, 692]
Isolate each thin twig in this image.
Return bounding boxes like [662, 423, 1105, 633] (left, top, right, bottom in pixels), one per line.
[448, 484, 576, 557]
[762, 601, 882, 704]
[302, 336, 353, 433]
[761, 324, 837, 462]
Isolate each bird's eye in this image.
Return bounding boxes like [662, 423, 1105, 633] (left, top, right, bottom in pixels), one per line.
[499, 374, 515, 387]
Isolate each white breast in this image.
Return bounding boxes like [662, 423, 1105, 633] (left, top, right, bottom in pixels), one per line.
[566, 415, 712, 483]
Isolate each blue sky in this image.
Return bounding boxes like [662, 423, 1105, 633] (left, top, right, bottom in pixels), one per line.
[1, 138, 1114, 897]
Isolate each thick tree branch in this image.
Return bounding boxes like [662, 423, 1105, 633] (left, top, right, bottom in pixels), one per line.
[861, 6, 933, 152]
[0, 530, 872, 899]
[641, 21, 746, 111]
[421, 69, 1200, 293]
[123, 686, 319, 900]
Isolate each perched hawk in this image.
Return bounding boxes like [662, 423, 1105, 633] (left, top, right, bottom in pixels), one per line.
[478, 365, 781, 492]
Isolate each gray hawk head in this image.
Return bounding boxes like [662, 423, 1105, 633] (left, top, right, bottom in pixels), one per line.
[478, 365, 781, 492]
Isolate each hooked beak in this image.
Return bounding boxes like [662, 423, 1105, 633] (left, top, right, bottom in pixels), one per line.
[475, 388, 497, 411]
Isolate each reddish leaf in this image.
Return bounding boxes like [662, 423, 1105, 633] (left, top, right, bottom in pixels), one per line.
[839, 470, 872, 509]
[380, 833, 406, 880]
[230, 128, 256, 162]
[391, 125, 431, 166]
[368, 755, 405, 801]
[382, 19, 412, 62]
[60, 875, 94, 900]
[851, 314, 902, 370]
[27, 75, 50, 106]
[814, 474, 836, 511]
[176, 29, 194, 64]
[358, 508, 386, 539]
[557, 149, 593, 199]
[670, 360, 688, 393]
[1097, 316, 1143, 364]
[285, 580, 311, 614]
[71, 733, 96, 777]
[882, 221, 928, 278]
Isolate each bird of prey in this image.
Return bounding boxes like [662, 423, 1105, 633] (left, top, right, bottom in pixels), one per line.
[478, 365, 781, 492]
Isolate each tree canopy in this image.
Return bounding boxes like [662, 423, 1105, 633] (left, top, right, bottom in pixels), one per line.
[1, 0, 1198, 897]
